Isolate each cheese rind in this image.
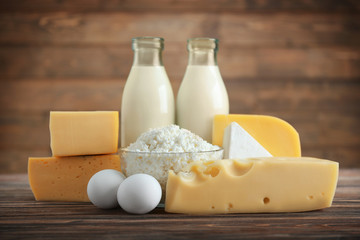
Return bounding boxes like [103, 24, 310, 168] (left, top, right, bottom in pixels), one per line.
[28, 154, 121, 202]
[50, 111, 119, 157]
[213, 114, 301, 157]
[165, 157, 338, 214]
[223, 122, 272, 159]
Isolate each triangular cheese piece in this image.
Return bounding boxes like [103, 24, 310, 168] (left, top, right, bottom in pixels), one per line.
[223, 122, 272, 159]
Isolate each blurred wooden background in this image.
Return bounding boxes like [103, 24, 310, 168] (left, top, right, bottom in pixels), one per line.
[0, 0, 359, 173]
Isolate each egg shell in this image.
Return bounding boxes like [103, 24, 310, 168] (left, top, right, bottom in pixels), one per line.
[117, 173, 162, 214]
[87, 169, 126, 209]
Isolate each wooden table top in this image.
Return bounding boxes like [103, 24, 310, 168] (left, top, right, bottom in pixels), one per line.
[1, 169, 359, 239]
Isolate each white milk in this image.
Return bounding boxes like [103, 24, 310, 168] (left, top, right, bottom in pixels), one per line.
[121, 66, 175, 147]
[176, 65, 229, 142]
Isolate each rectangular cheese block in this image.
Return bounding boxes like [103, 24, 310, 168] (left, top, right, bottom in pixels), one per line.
[213, 114, 301, 157]
[165, 157, 338, 214]
[28, 154, 121, 202]
[50, 111, 119, 157]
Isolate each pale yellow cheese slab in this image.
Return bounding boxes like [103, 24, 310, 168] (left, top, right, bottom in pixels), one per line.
[50, 111, 119, 157]
[212, 114, 301, 157]
[28, 154, 121, 202]
[165, 157, 338, 214]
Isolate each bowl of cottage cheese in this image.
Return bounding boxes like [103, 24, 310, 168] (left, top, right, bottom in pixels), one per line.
[119, 125, 224, 192]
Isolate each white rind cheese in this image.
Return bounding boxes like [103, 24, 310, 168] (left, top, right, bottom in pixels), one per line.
[223, 122, 272, 159]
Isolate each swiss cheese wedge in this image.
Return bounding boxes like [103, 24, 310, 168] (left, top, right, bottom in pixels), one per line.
[165, 157, 338, 214]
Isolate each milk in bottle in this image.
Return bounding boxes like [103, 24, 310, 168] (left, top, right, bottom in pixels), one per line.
[176, 38, 229, 142]
[121, 37, 175, 147]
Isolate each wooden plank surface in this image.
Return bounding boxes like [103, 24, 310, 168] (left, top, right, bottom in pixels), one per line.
[1, 13, 359, 47]
[0, 170, 359, 239]
[1, 46, 359, 79]
[2, 79, 360, 111]
[0, 1, 359, 173]
[1, 0, 359, 13]
[0, 12, 359, 79]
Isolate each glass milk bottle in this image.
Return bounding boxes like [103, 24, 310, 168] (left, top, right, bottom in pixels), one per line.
[121, 37, 175, 147]
[176, 38, 229, 142]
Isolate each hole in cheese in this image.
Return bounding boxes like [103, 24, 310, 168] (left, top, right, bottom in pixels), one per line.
[204, 166, 220, 177]
[204, 161, 215, 166]
[227, 159, 254, 177]
[263, 197, 270, 204]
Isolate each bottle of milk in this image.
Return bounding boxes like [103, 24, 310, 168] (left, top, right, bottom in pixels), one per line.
[121, 37, 175, 147]
[176, 38, 229, 142]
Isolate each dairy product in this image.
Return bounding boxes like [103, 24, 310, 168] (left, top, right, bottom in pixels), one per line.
[50, 111, 119, 157]
[213, 114, 301, 157]
[223, 122, 272, 158]
[121, 66, 175, 147]
[165, 157, 339, 214]
[28, 154, 121, 202]
[177, 65, 229, 142]
[121, 125, 223, 190]
[127, 124, 219, 152]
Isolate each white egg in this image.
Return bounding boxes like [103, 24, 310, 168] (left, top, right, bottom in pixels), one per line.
[117, 173, 162, 214]
[87, 169, 126, 209]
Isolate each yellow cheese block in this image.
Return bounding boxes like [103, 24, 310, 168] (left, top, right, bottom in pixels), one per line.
[212, 114, 301, 157]
[50, 111, 119, 157]
[165, 157, 338, 214]
[28, 154, 121, 202]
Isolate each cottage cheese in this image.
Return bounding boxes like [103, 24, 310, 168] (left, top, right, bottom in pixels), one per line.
[127, 125, 219, 152]
[121, 125, 223, 192]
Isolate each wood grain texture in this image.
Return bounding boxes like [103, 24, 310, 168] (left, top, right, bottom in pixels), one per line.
[0, 170, 359, 239]
[2, 79, 359, 111]
[1, 46, 359, 79]
[0, 13, 359, 47]
[0, 0, 359, 13]
[0, 12, 359, 80]
[0, 0, 359, 172]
